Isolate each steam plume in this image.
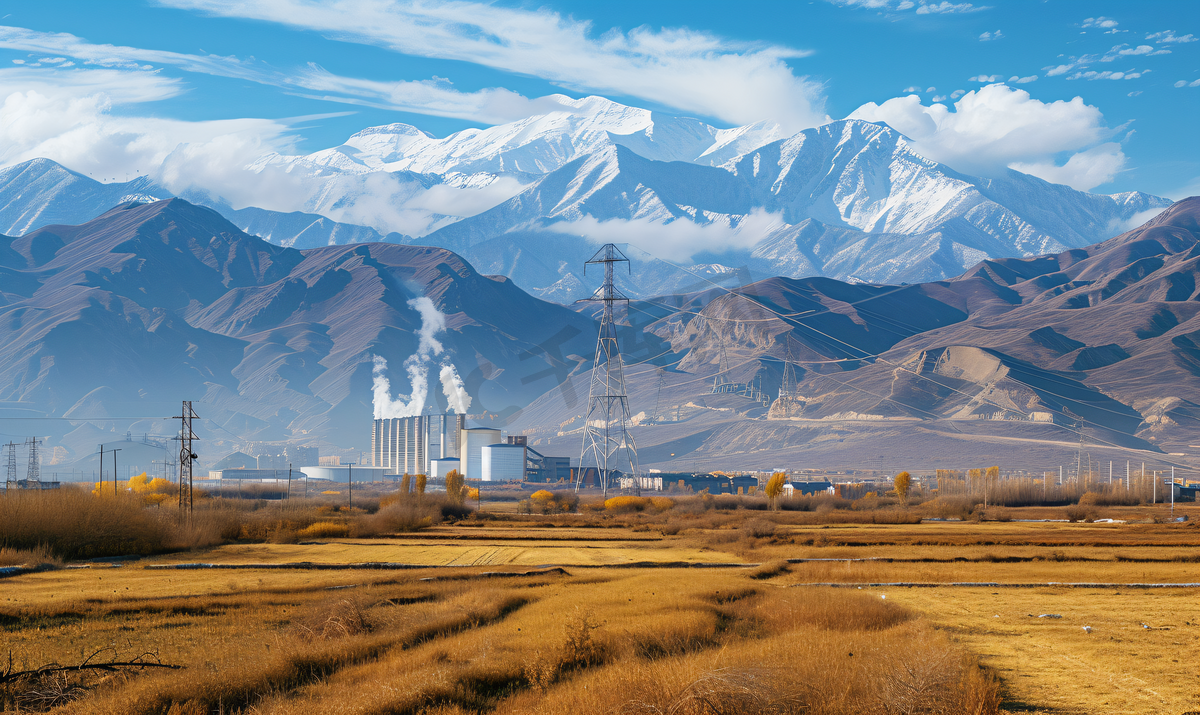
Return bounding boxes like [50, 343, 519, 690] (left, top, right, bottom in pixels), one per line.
[372, 296, 471, 419]
[440, 362, 472, 414]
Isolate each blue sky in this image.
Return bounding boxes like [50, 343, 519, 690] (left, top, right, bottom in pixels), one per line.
[0, 0, 1195, 199]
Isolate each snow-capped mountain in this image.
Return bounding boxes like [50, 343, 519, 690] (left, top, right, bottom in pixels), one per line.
[0, 95, 1173, 301]
[258, 95, 786, 177]
[0, 159, 391, 249]
[421, 119, 1169, 296]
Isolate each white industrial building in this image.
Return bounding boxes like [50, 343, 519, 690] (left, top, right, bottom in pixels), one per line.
[481, 443, 525, 481]
[371, 414, 466, 476]
[430, 458, 460, 479]
[460, 427, 501, 480]
[300, 466, 390, 482]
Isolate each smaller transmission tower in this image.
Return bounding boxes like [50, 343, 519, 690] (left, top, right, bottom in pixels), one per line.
[174, 401, 200, 514]
[4, 442, 16, 489]
[576, 244, 638, 496]
[25, 437, 40, 485]
[779, 338, 797, 399]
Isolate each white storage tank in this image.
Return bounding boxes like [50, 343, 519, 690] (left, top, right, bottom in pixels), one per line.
[460, 428, 501, 480]
[481, 443, 526, 482]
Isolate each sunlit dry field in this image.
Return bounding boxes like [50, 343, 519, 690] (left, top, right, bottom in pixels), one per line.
[2, 499, 1197, 714]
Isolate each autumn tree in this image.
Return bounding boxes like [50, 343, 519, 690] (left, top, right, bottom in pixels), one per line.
[415, 473, 427, 496]
[894, 471, 912, 505]
[400, 473, 411, 495]
[984, 465, 999, 507]
[445, 469, 466, 506]
[765, 472, 788, 510]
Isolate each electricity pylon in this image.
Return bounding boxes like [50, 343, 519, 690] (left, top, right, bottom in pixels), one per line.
[174, 401, 200, 514]
[576, 244, 638, 496]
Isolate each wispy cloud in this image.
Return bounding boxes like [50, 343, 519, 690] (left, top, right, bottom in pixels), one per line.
[153, 0, 829, 132]
[0, 25, 571, 125]
[849, 84, 1124, 190]
[1175, 79, 1200, 88]
[916, 2, 986, 15]
[546, 207, 786, 263]
[968, 74, 1002, 82]
[978, 30, 1003, 41]
[1146, 30, 1197, 44]
[0, 67, 294, 186]
[1067, 69, 1150, 81]
[1044, 43, 1170, 78]
[1009, 75, 1037, 84]
[1081, 17, 1118, 30]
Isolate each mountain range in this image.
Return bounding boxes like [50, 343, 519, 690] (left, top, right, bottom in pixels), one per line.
[3, 195, 1200, 476]
[0, 199, 606, 473]
[0, 95, 1172, 304]
[510, 197, 1200, 472]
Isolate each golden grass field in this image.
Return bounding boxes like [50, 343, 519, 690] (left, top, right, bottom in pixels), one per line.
[1, 495, 1197, 714]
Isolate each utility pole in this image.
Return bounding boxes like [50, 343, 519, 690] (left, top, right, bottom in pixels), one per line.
[111, 447, 122, 495]
[98, 445, 105, 492]
[347, 463, 355, 510]
[287, 464, 292, 502]
[174, 401, 200, 515]
[576, 244, 638, 497]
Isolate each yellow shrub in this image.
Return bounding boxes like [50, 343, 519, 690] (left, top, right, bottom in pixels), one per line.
[649, 497, 675, 512]
[297, 521, 350, 539]
[604, 496, 650, 513]
[531, 490, 555, 503]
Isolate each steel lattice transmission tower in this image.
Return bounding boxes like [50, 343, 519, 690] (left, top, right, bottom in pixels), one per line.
[4, 442, 16, 489]
[174, 401, 200, 514]
[576, 244, 638, 496]
[25, 437, 40, 485]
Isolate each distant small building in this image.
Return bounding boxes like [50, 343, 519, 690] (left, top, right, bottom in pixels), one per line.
[653, 473, 752, 495]
[430, 458, 460, 479]
[7, 479, 61, 490]
[300, 466, 389, 482]
[782, 481, 834, 497]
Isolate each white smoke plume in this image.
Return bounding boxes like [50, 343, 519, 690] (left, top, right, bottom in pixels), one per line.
[372, 296, 472, 419]
[439, 362, 472, 414]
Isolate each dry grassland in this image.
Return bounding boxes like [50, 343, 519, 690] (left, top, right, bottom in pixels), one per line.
[1, 500, 1196, 714]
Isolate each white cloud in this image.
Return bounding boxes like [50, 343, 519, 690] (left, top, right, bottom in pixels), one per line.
[1175, 79, 1200, 88]
[0, 25, 576, 126]
[902, 85, 921, 93]
[1127, 90, 1142, 97]
[546, 208, 785, 263]
[0, 67, 295, 184]
[968, 74, 1002, 82]
[931, 94, 947, 102]
[153, 0, 829, 132]
[1067, 69, 1149, 81]
[1081, 17, 1118, 29]
[290, 64, 573, 124]
[1146, 30, 1197, 44]
[1009, 75, 1038, 84]
[979, 30, 1003, 41]
[1046, 43, 1169, 77]
[926, 86, 936, 92]
[916, 2, 986, 14]
[1009, 144, 1126, 194]
[1116, 45, 1160, 56]
[847, 83, 1124, 190]
[950, 89, 966, 99]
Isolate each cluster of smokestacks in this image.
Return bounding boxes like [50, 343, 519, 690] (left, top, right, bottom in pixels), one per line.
[372, 296, 472, 419]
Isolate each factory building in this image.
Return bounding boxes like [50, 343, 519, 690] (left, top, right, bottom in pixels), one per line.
[460, 427, 501, 480]
[430, 458, 460, 479]
[481, 443, 526, 481]
[371, 414, 467, 476]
